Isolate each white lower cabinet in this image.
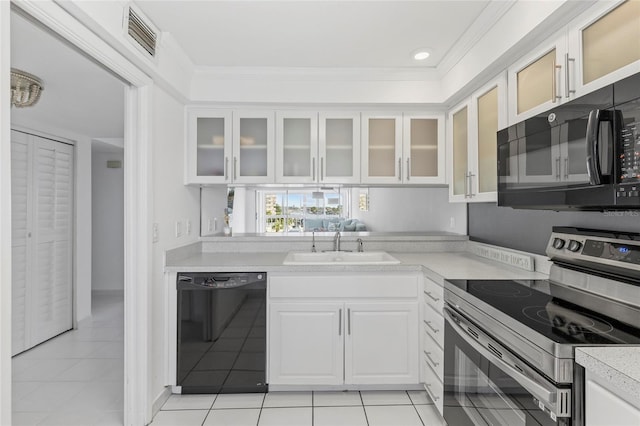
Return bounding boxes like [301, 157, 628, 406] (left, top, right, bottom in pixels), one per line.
[421, 276, 445, 416]
[268, 273, 420, 387]
[585, 371, 640, 426]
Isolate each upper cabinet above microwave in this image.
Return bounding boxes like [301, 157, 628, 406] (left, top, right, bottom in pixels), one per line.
[508, 0, 640, 125]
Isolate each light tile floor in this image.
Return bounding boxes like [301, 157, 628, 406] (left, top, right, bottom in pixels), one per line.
[152, 390, 446, 426]
[12, 292, 124, 426]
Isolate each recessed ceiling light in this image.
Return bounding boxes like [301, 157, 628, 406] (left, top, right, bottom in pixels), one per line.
[413, 49, 431, 61]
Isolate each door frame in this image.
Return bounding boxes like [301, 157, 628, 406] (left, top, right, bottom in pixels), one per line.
[1, 1, 153, 425]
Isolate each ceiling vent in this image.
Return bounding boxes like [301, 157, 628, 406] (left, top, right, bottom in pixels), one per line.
[126, 6, 157, 58]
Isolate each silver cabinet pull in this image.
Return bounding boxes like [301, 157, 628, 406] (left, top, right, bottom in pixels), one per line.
[468, 172, 475, 197]
[463, 171, 469, 198]
[224, 157, 229, 180]
[320, 157, 324, 181]
[338, 309, 342, 336]
[406, 158, 411, 181]
[565, 53, 575, 98]
[423, 350, 439, 367]
[424, 320, 439, 333]
[552, 62, 562, 103]
[234, 156, 238, 180]
[398, 158, 402, 181]
[347, 308, 351, 335]
[424, 291, 440, 302]
[564, 158, 569, 180]
[424, 383, 440, 401]
[555, 157, 561, 180]
[312, 158, 316, 181]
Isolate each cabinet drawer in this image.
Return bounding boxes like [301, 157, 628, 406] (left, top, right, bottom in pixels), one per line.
[423, 303, 444, 348]
[270, 274, 419, 299]
[422, 330, 443, 382]
[423, 357, 444, 416]
[423, 278, 443, 314]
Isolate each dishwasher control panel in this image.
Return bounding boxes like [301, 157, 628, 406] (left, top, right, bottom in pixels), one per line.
[177, 272, 266, 289]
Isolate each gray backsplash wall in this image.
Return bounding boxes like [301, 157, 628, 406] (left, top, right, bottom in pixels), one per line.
[468, 203, 640, 255]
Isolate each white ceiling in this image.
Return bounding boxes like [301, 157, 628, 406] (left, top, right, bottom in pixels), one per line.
[10, 11, 125, 139]
[135, 0, 492, 69]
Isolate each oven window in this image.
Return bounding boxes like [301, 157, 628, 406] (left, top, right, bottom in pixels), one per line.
[444, 322, 562, 426]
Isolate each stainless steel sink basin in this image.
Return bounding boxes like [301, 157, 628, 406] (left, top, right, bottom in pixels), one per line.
[282, 251, 401, 265]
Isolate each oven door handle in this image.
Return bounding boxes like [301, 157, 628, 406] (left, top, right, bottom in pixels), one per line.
[443, 306, 560, 412]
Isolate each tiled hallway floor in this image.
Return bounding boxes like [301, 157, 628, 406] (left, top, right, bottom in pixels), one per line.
[151, 390, 446, 426]
[12, 292, 124, 426]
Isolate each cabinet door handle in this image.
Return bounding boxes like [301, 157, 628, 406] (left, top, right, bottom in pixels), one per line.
[424, 320, 439, 333]
[468, 173, 475, 197]
[555, 157, 561, 181]
[224, 157, 229, 180]
[565, 53, 575, 98]
[552, 62, 562, 103]
[339, 309, 342, 336]
[320, 157, 324, 181]
[564, 157, 569, 180]
[464, 171, 469, 198]
[423, 350, 440, 367]
[424, 291, 440, 302]
[234, 156, 238, 181]
[398, 158, 402, 181]
[347, 308, 351, 335]
[425, 383, 440, 401]
[312, 157, 316, 181]
[406, 158, 410, 181]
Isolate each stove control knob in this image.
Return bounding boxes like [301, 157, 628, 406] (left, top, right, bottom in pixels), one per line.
[567, 240, 582, 252]
[552, 238, 566, 250]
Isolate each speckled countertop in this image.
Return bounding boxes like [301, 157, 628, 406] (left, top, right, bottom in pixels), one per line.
[576, 347, 640, 401]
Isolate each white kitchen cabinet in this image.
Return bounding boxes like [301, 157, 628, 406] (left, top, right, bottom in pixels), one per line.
[508, 1, 640, 124]
[268, 273, 420, 388]
[448, 74, 507, 203]
[186, 108, 274, 184]
[585, 371, 640, 426]
[362, 113, 445, 184]
[421, 276, 444, 416]
[269, 302, 344, 385]
[275, 111, 319, 183]
[318, 112, 361, 184]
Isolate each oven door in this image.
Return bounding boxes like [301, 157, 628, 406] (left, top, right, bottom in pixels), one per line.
[443, 306, 572, 426]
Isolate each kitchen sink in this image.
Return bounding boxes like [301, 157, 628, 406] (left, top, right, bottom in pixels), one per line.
[282, 251, 401, 265]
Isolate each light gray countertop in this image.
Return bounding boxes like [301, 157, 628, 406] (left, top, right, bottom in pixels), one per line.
[576, 347, 640, 401]
[164, 250, 547, 282]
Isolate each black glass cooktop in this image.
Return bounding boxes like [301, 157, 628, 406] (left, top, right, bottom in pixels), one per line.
[446, 279, 640, 345]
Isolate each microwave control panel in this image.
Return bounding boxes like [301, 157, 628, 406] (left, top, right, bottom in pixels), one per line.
[620, 119, 640, 183]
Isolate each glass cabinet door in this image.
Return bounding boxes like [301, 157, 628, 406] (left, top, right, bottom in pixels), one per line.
[403, 116, 444, 184]
[319, 112, 360, 184]
[361, 114, 402, 184]
[476, 87, 499, 194]
[233, 111, 274, 183]
[276, 112, 318, 183]
[516, 49, 558, 115]
[451, 106, 469, 198]
[186, 109, 233, 184]
[581, 0, 640, 86]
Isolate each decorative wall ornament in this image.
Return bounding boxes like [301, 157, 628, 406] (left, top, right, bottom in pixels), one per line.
[11, 68, 44, 108]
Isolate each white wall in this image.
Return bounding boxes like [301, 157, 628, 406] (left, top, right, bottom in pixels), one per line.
[150, 85, 200, 407]
[91, 149, 124, 291]
[352, 187, 467, 234]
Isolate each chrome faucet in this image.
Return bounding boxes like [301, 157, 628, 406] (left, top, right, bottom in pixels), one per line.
[333, 231, 341, 252]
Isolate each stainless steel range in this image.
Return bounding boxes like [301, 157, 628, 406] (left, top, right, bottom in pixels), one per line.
[443, 227, 640, 426]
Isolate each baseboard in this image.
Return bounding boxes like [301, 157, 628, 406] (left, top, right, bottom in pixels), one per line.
[152, 387, 172, 418]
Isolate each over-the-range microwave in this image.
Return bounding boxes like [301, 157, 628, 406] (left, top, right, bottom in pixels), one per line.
[497, 71, 640, 211]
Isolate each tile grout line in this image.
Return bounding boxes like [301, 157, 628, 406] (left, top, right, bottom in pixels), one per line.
[358, 391, 370, 426]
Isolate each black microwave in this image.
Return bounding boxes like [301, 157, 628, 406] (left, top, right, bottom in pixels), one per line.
[497, 72, 640, 211]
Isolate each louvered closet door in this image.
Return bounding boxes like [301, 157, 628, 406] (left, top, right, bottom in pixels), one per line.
[11, 131, 32, 355]
[31, 137, 74, 347]
[11, 132, 74, 354]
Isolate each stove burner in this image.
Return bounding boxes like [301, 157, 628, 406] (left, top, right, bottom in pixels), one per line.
[471, 282, 534, 298]
[522, 304, 615, 337]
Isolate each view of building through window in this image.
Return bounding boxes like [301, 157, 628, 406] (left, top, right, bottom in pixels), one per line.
[259, 189, 349, 233]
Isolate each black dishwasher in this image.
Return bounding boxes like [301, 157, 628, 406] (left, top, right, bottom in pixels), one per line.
[177, 272, 267, 394]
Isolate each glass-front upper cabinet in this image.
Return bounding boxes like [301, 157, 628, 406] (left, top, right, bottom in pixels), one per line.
[318, 112, 360, 184]
[233, 111, 275, 184]
[361, 114, 403, 184]
[186, 109, 233, 184]
[449, 74, 507, 203]
[402, 114, 445, 184]
[275, 111, 318, 184]
[568, 0, 640, 97]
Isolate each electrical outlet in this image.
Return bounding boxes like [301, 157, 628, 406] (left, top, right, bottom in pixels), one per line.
[450, 217, 456, 229]
[175, 221, 182, 238]
[152, 223, 159, 243]
[207, 218, 213, 233]
[186, 219, 192, 235]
